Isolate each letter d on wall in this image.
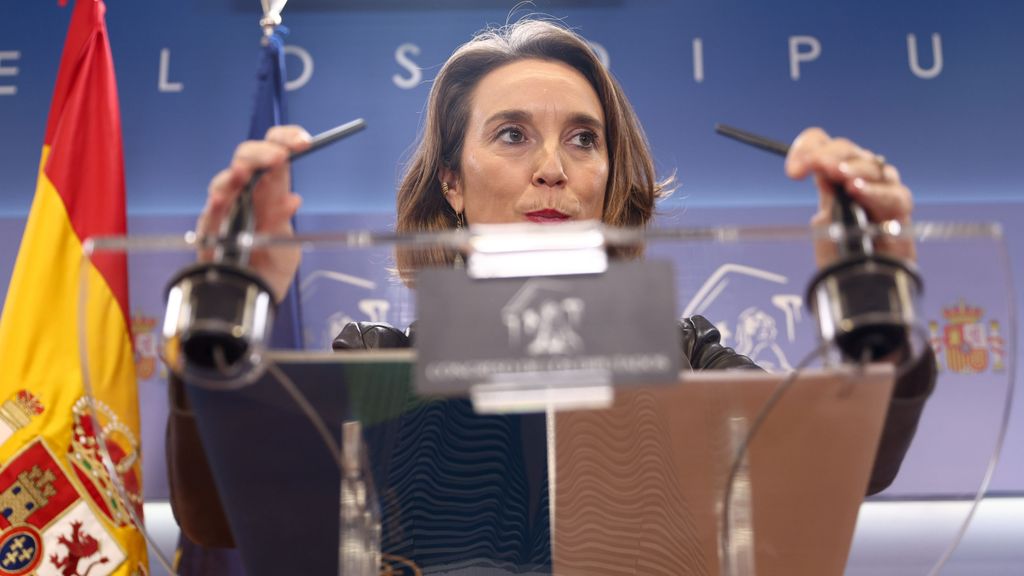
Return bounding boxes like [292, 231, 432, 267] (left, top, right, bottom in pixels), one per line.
[789, 36, 821, 80]
[285, 45, 313, 91]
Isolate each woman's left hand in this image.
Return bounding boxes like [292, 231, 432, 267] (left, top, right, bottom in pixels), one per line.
[784, 127, 915, 266]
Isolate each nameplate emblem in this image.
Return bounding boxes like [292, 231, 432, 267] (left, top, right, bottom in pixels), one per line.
[416, 260, 680, 397]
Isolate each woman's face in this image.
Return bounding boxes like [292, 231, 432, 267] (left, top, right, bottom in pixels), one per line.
[442, 59, 609, 224]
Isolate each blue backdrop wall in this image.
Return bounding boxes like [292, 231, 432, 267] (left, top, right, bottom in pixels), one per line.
[4, 0, 1023, 215]
[1, 0, 1021, 499]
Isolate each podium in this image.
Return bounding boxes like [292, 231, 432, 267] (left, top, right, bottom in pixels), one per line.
[182, 352, 895, 575]
[79, 221, 1015, 575]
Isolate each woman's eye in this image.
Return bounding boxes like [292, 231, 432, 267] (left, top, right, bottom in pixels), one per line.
[571, 131, 598, 149]
[498, 127, 525, 144]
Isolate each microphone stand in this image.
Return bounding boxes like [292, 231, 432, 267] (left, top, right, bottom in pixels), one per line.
[162, 119, 366, 388]
[715, 123, 923, 361]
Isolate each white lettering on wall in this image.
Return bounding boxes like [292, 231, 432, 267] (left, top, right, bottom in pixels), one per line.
[589, 41, 610, 69]
[158, 48, 183, 93]
[120, 34, 957, 98]
[692, 38, 704, 83]
[284, 45, 313, 91]
[907, 33, 943, 79]
[0, 51, 19, 96]
[358, 299, 390, 323]
[770, 294, 803, 342]
[788, 35, 821, 80]
[392, 43, 421, 89]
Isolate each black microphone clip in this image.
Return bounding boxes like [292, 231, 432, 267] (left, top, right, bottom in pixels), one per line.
[162, 182, 278, 389]
[805, 184, 923, 361]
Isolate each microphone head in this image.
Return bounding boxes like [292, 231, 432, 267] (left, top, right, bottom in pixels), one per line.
[162, 262, 276, 389]
[807, 254, 923, 361]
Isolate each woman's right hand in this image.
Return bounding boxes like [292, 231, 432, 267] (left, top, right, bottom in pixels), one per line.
[197, 125, 312, 301]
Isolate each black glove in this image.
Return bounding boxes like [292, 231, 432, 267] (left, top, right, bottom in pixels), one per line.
[332, 321, 412, 350]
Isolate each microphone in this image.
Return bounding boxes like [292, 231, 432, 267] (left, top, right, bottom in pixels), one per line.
[162, 119, 366, 388]
[714, 124, 923, 361]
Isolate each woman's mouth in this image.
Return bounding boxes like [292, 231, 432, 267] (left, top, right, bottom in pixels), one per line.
[525, 209, 571, 223]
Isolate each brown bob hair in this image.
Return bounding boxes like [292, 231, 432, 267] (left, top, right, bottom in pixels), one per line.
[395, 19, 672, 281]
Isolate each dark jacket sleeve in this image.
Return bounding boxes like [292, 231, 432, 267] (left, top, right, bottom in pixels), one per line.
[166, 375, 236, 548]
[865, 345, 936, 494]
[682, 314, 936, 495]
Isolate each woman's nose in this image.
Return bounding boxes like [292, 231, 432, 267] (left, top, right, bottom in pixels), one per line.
[532, 144, 567, 188]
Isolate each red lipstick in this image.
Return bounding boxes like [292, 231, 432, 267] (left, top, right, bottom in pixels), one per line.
[525, 209, 570, 223]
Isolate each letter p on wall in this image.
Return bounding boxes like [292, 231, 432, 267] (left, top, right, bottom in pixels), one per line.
[789, 36, 821, 80]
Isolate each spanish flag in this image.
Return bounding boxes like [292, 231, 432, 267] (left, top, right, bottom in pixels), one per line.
[0, 0, 146, 574]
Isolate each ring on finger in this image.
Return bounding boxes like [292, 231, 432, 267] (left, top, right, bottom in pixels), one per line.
[873, 154, 888, 182]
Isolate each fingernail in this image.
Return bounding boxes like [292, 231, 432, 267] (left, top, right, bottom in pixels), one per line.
[784, 157, 801, 174]
[851, 177, 867, 191]
[838, 161, 851, 176]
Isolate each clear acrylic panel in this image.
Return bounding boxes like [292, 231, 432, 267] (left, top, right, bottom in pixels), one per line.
[79, 221, 1014, 576]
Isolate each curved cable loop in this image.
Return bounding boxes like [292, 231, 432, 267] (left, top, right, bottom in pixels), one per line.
[78, 252, 180, 576]
[265, 359, 344, 470]
[718, 330, 933, 576]
[924, 234, 1017, 576]
[718, 342, 827, 576]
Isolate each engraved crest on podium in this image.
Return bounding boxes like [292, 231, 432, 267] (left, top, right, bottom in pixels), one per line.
[502, 279, 585, 356]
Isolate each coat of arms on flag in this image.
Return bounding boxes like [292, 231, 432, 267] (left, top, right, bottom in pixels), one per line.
[66, 398, 143, 529]
[0, 391, 45, 446]
[0, 441, 128, 576]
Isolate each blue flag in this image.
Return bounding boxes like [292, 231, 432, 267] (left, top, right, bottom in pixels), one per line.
[249, 26, 304, 350]
[248, 28, 288, 140]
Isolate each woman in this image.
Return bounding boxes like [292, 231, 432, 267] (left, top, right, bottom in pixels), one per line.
[178, 18, 933, 568]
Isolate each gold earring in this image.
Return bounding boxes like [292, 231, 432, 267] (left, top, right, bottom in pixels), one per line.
[442, 182, 465, 229]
